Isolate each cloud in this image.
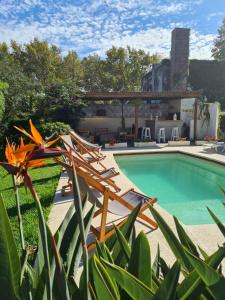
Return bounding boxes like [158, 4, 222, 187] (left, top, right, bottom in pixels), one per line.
[0, 0, 216, 59]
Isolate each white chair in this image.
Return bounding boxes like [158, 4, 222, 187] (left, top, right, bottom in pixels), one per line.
[171, 127, 179, 141]
[158, 128, 166, 143]
[141, 127, 151, 140]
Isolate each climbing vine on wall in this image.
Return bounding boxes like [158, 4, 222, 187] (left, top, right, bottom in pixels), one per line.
[189, 60, 225, 109]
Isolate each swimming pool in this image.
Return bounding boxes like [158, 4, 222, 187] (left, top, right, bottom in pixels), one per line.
[115, 153, 225, 225]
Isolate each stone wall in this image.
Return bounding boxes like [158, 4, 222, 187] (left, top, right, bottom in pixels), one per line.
[82, 103, 169, 118]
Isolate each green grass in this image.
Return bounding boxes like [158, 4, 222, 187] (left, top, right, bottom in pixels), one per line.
[0, 161, 61, 247]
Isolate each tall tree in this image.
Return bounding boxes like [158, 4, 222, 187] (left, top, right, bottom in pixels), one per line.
[0, 81, 8, 121]
[22, 38, 62, 86]
[82, 54, 106, 91]
[62, 50, 83, 85]
[104, 46, 160, 91]
[212, 18, 225, 60]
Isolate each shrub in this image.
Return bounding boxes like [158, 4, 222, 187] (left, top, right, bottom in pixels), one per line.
[37, 121, 72, 139]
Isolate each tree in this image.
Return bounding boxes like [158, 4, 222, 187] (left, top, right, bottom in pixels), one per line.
[22, 38, 62, 86]
[0, 81, 8, 121]
[104, 46, 160, 91]
[62, 50, 83, 85]
[82, 54, 106, 91]
[212, 18, 225, 60]
[0, 44, 37, 123]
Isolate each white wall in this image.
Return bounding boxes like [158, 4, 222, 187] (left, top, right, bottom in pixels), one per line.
[189, 102, 220, 139]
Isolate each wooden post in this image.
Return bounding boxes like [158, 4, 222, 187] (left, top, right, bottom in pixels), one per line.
[99, 188, 109, 242]
[193, 98, 198, 142]
[134, 104, 139, 138]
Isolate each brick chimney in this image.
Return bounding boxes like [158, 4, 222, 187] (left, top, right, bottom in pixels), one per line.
[170, 28, 190, 90]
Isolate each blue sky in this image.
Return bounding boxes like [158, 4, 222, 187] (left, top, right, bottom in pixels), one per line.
[0, 0, 224, 59]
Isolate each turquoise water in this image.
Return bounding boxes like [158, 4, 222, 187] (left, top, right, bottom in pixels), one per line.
[115, 153, 225, 225]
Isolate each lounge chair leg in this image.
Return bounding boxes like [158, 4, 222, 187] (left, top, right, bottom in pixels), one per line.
[99, 188, 110, 242]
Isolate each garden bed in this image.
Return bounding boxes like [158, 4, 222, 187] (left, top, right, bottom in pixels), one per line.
[168, 140, 190, 146]
[105, 142, 127, 149]
[134, 141, 157, 147]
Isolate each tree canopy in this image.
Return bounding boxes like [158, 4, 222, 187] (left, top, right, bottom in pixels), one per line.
[0, 39, 160, 146]
[212, 18, 225, 60]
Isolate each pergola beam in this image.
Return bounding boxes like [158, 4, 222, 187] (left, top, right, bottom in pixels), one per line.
[82, 91, 201, 101]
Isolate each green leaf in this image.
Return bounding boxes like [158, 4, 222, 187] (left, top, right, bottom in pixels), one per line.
[153, 261, 180, 300]
[58, 194, 88, 261]
[68, 203, 95, 277]
[47, 225, 70, 300]
[198, 246, 209, 260]
[148, 204, 192, 272]
[102, 258, 154, 299]
[207, 207, 225, 237]
[174, 216, 199, 257]
[114, 225, 131, 264]
[0, 195, 21, 300]
[152, 244, 160, 279]
[91, 255, 120, 300]
[107, 203, 141, 264]
[159, 257, 170, 278]
[185, 248, 225, 300]
[177, 246, 225, 299]
[128, 231, 152, 288]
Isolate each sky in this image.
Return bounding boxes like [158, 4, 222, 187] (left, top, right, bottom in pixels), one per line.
[0, 0, 224, 59]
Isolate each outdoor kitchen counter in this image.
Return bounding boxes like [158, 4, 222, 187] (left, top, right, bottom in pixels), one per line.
[145, 119, 183, 140]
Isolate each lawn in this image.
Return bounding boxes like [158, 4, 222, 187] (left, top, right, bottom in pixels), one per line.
[0, 161, 61, 247]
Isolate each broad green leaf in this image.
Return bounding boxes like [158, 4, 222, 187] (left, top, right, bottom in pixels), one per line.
[102, 258, 154, 299]
[91, 255, 119, 300]
[159, 257, 170, 278]
[0, 195, 21, 300]
[207, 207, 225, 237]
[198, 246, 209, 260]
[69, 203, 95, 277]
[103, 244, 114, 264]
[148, 204, 192, 272]
[153, 261, 180, 300]
[152, 244, 160, 279]
[46, 225, 70, 300]
[58, 194, 88, 261]
[174, 217, 199, 257]
[114, 225, 131, 264]
[128, 231, 152, 288]
[106, 203, 141, 256]
[177, 246, 225, 299]
[185, 248, 225, 300]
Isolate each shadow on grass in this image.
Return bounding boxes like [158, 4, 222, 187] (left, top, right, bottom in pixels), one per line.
[7, 195, 53, 217]
[32, 174, 60, 185]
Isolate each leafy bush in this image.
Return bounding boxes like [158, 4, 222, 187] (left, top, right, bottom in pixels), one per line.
[37, 121, 72, 139]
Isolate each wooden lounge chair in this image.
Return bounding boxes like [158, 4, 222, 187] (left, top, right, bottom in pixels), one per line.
[61, 135, 121, 192]
[61, 134, 106, 169]
[60, 161, 158, 251]
[70, 130, 104, 159]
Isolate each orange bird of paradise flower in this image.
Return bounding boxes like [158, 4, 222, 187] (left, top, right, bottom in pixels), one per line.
[14, 119, 59, 148]
[1, 137, 45, 176]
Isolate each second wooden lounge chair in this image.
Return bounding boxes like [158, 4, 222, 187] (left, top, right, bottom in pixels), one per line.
[61, 135, 121, 192]
[61, 134, 106, 169]
[70, 130, 104, 160]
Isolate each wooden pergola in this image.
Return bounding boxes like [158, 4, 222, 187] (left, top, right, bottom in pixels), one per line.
[79, 91, 202, 140]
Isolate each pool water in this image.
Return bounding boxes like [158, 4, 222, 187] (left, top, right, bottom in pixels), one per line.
[115, 153, 225, 225]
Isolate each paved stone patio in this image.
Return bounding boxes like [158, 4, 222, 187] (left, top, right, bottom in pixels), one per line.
[48, 144, 225, 271]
